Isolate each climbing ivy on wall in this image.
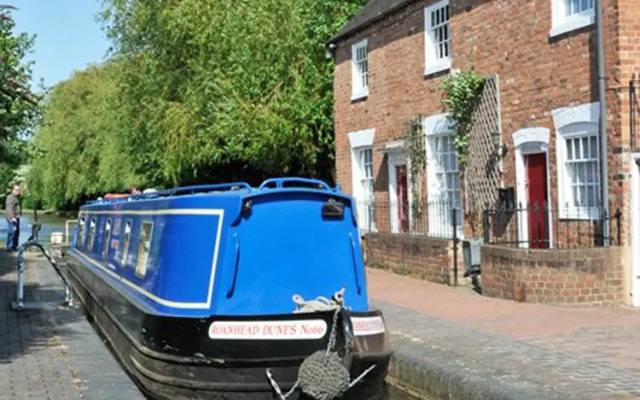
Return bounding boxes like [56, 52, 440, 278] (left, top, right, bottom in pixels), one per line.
[440, 68, 485, 168]
[402, 116, 426, 217]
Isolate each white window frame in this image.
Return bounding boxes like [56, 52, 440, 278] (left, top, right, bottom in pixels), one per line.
[102, 219, 112, 259]
[424, 113, 462, 238]
[349, 128, 376, 233]
[550, 0, 595, 38]
[88, 218, 96, 251]
[351, 39, 369, 101]
[424, 0, 451, 76]
[553, 102, 601, 220]
[355, 147, 375, 232]
[77, 214, 86, 246]
[121, 219, 132, 266]
[135, 221, 154, 278]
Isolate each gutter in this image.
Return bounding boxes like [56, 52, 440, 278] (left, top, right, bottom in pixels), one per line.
[596, 0, 610, 244]
[327, 0, 417, 45]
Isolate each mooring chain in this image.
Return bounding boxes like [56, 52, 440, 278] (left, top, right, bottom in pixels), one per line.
[326, 305, 340, 355]
[265, 287, 378, 400]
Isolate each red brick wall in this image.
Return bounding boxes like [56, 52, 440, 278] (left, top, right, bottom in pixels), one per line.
[332, 0, 626, 237]
[481, 245, 628, 306]
[364, 233, 457, 284]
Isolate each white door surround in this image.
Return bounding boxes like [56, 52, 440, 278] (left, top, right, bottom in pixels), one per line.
[630, 154, 640, 307]
[384, 140, 411, 233]
[513, 127, 553, 248]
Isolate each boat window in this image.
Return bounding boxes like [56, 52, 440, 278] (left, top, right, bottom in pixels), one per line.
[136, 221, 153, 277]
[102, 219, 112, 259]
[122, 219, 132, 265]
[78, 215, 86, 245]
[88, 218, 97, 251]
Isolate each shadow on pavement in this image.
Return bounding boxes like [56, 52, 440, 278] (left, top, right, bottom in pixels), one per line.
[0, 251, 84, 365]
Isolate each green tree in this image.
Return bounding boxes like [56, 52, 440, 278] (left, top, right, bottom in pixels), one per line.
[100, 0, 366, 186]
[0, 4, 41, 194]
[29, 0, 367, 208]
[28, 63, 139, 209]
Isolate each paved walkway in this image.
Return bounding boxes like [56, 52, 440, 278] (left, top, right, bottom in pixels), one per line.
[367, 268, 640, 400]
[0, 250, 146, 400]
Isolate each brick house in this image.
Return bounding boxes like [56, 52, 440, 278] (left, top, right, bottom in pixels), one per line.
[328, 0, 640, 307]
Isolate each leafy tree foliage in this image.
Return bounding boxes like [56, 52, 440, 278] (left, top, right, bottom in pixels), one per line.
[29, 0, 366, 208]
[0, 5, 40, 195]
[28, 63, 139, 209]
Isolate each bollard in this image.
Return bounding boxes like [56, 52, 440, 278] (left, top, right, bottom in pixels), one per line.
[11, 241, 73, 310]
[14, 248, 25, 309]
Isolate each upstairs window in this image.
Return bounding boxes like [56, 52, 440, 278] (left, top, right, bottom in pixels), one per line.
[136, 221, 153, 277]
[351, 39, 369, 100]
[425, 0, 451, 75]
[551, 0, 595, 37]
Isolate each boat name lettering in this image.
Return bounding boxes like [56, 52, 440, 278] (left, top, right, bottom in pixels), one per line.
[351, 316, 386, 336]
[208, 320, 327, 340]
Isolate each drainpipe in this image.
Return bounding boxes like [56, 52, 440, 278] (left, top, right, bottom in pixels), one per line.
[596, 0, 610, 245]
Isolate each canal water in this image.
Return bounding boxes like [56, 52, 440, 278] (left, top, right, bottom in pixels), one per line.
[0, 211, 429, 400]
[0, 211, 71, 247]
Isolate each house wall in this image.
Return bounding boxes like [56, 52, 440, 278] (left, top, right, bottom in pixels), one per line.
[481, 245, 629, 306]
[333, 0, 623, 234]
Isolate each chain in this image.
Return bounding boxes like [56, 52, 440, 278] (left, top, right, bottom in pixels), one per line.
[325, 306, 341, 355]
[266, 287, 350, 400]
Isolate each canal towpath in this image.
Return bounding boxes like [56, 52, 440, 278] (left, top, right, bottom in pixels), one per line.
[0, 249, 146, 400]
[368, 268, 640, 400]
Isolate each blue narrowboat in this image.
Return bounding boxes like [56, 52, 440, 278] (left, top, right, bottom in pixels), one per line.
[62, 177, 392, 400]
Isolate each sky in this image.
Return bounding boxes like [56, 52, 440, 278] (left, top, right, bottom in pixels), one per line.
[11, 0, 111, 92]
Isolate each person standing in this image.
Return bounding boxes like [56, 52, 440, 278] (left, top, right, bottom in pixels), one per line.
[5, 184, 21, 251]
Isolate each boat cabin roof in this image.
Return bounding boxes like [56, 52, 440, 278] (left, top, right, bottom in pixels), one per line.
[84, 177, 347, 207]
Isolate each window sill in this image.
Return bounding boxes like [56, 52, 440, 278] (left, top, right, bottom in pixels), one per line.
[549, 13, 595, 38]
[559, 208, 600, 221]
[351, 90, 369, 102]
[425, 59, 451, 77]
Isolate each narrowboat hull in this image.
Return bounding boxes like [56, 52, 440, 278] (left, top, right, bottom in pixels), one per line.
[63, 252, 392, 400]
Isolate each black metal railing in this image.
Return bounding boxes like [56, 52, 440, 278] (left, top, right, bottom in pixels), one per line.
[355, 199, 461, 239]
[356, 199, 462, 286]
[630, 75, 640, 152]
[482, 202, 622, 249]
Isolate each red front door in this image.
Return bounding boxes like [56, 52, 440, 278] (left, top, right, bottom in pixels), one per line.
[396, 165, 409, 232]
[526, 153, 549, 249]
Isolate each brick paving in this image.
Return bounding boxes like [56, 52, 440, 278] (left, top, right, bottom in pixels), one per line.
[0, 250, 146, 400]
[368, 268, 640, 400]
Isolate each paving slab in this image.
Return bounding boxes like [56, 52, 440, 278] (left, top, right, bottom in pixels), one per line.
[0, 250, 146, 400]
[368, 268, 640, 400]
